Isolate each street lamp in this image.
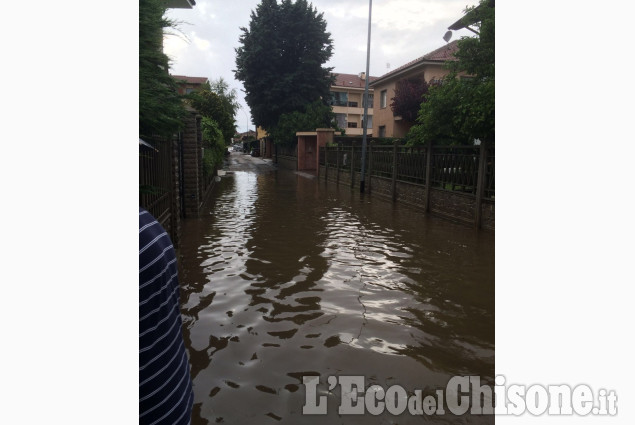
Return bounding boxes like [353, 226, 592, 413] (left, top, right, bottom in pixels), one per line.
[359, 0, 372, 194]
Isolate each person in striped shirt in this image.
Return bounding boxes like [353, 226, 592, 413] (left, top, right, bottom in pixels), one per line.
[139, 208, 193, 424]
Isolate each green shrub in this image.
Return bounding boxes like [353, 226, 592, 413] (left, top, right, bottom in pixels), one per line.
[201, 117, 226, 176]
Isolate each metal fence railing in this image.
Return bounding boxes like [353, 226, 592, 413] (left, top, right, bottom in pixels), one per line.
[319, 141, 494, 200]
[139, 136, 175, 241]
[396, 146, 427, 184]
[430, 146, 480, 194]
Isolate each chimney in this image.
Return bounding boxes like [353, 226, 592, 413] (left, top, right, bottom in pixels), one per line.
[359, 72, 366, 80]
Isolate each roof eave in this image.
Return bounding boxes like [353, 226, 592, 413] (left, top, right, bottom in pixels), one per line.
[447, 0, 494, 30]
[369, 59, 450, 87]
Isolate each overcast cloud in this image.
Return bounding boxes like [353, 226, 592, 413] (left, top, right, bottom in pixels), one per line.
[164, 0, 479, 133]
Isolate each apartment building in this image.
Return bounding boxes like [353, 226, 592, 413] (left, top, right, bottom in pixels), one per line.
[328, 72, 378, 136]
[369, 41, 459, 138]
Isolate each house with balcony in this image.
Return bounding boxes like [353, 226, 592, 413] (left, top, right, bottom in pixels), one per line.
[369, 40, 459, 138]
[327, 72, 378, 136]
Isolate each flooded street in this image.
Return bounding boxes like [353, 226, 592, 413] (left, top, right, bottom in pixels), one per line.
[178, 153, 494, 424]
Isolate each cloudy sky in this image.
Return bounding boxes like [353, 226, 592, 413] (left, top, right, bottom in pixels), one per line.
[164, 0, 479, 133]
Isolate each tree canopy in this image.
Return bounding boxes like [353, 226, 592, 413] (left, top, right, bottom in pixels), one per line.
[188, 79, 239, 173]
[188, 78, 238, 144]
[267, 100, 335, 145]
[139, 0, 185, 137]
[390, 76, 431, 123]
[408, 0, 494, 145]
[234, 0, 334, 132]
[207, 77, 241, 123]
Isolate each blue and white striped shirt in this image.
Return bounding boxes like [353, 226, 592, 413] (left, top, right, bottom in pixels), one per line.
[139, 208, 193, 425]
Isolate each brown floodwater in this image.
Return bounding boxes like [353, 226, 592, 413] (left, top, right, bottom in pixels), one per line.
[177, 165, 494, 424]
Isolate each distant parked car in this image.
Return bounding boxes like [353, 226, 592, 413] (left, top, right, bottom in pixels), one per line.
[250, 148, 260, 157]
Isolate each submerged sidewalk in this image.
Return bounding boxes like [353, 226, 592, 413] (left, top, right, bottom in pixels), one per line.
[223, 151, 276, 173]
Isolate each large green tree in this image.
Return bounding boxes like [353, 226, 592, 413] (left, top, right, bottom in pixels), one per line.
[234, 0, 334, 133]
[187, 79, 239, 174]
[267, 100, 335, 145]
[408, 0, 494, 145]
[207, 77, 241, 125]
[139, 0, 185, 137]
[188, 79, 237, 144]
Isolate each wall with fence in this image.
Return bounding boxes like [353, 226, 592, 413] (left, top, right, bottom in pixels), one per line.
[181, 112, 216, 217]
[318, 140, 494, 229]
[139, 135, 181, 245]
[140, 111, 218, 247]
[275, 143, 299, 171]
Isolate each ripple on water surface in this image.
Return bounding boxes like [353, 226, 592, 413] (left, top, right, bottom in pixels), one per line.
[178, 170, 494, 424]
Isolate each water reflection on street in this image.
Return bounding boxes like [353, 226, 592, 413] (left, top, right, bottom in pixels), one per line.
[178, 166, 494, 424]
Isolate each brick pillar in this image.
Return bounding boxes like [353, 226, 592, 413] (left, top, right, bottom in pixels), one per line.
[196, 116, 204, 204]
[182, 111, 201, 217]
[169, 134, 181, 246]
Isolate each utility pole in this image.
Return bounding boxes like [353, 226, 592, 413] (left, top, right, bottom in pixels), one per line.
[359, 0, 372, 193]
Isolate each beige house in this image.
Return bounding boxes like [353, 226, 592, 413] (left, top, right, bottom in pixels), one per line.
[328, 72, 378, 136]
[369, 40, 459, 138]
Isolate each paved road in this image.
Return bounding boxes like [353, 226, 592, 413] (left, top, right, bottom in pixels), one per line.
[222, 151, 276, 173]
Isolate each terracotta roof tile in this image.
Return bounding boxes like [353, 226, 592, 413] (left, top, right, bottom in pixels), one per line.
[171, 75, 209, 84]
[422, 40, 460, 61]
[331, 72, 379, 89]
[370, 40, 459, 85]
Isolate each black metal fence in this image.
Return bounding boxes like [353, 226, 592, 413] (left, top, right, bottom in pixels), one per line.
[139, 136, 176, 240]
[276, 143, 297, 158]
[319, 140, 495, 200]
[430, 146, 480, 194]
